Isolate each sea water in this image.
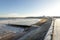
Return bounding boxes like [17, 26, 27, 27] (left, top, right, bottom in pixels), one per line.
[0, 18, 40, 33]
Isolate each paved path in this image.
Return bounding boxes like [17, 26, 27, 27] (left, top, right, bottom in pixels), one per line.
[53, 18, 60, 40]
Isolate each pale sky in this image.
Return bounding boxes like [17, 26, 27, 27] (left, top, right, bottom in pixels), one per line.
[0, 0, 60, 17]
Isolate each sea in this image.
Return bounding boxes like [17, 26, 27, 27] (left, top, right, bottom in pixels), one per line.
[0, 18, 40, 33]
[0, 18, 16, 20]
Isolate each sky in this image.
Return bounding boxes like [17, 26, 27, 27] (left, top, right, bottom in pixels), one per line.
[0, 0, 60, 17]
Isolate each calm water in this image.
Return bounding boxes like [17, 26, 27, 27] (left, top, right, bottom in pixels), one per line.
[0, 18, 15, 20]
[11, 19, 40, 25]
[0, 18, 40, 33]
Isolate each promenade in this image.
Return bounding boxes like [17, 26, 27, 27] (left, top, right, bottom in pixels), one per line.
[53, 18, 60, 40]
